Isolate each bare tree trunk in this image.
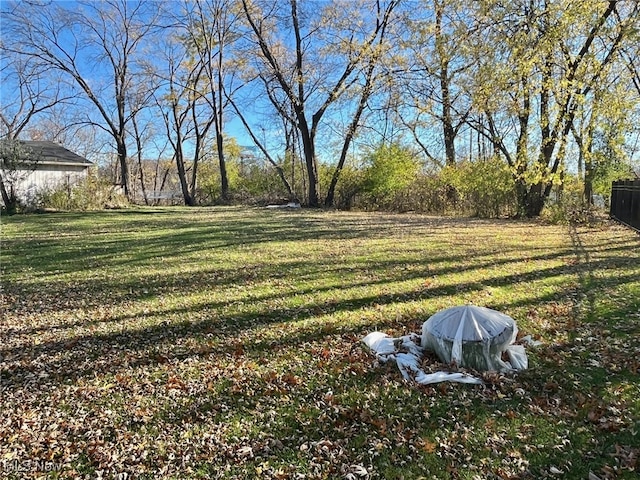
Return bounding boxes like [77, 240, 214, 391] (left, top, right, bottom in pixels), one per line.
[215, 121, 229, 202]
[215, 40, 229, 203]
[175, 149, 195, 206]
[241, 0, 399, 208]
[132, 116, 149, 205]
[0, 173, 16, 214]
[298, 114, 320, 207]
[435, 0, 456, 166]
[325, 60, 378, 207]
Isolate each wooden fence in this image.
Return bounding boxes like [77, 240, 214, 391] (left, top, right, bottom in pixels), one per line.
[610, 179, 640, 231]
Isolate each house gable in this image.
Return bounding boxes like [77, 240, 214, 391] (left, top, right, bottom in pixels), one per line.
[1, 140, 93, 205]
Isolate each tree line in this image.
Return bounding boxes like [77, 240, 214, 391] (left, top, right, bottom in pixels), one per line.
[1, 0, 639, 216]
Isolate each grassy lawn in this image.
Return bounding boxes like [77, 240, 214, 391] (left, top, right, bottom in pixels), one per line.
[1, 207, 639, 479]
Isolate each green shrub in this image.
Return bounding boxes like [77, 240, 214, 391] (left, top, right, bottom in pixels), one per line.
[591, 152, 635, 200]
[360, 143, 421, 210]
[541, 175, 602, 226]
[405, 174, 452, 215]
[36, 174, 127, 211]
[233, 163, 293, 205]
[353, 151, 517, 217]
[319, 162, 365, 209]
[440, 158, 518, 218]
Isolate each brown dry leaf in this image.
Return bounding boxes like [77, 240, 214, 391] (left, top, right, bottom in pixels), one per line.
[420, 438, 437, 454]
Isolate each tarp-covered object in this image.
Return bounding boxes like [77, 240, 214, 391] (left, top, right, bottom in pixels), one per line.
[421, 305, 525, 372]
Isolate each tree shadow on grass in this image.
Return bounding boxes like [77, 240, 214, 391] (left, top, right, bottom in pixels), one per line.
[2, 215, 639, 479]
[2, 248, 638, 392]
[3, 236, 581, 330]
[0, 242, 588, 367]
[3, 208, 565, 278]
[2, 214, 638, 386]
[5, 209, 463, 274]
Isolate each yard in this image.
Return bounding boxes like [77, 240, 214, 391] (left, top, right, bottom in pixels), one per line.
[1, 207, 639, 479]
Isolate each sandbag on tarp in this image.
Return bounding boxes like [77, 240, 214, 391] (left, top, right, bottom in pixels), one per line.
[421, 305, 524, 372]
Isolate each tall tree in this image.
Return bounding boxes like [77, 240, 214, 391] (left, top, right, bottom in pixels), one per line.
[324, 0, 400, 206]
[0, 54, 72, 141]
[571, 75, 636, 204]
[3, 0, 162, 201]
[397, 0, 472, 167]
[149, 0, 242, 206]
[619, 43, 640, 166]
[467, 0, 638, 216]
[180, 0, 242, 203]
[226, 93, 296, 198]
[241, 0, 400, 207]
[152, 38, 204, 206]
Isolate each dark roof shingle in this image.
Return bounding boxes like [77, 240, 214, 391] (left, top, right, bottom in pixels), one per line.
[15, 140, 92, 166]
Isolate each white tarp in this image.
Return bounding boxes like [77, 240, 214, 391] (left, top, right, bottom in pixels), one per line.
[265, 202, 301, 209]
[361, 332, 484, 385]
[362, 305, 533, 385]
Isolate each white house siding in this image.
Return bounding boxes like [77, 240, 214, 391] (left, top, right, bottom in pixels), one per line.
[17, 164, 89, 203]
